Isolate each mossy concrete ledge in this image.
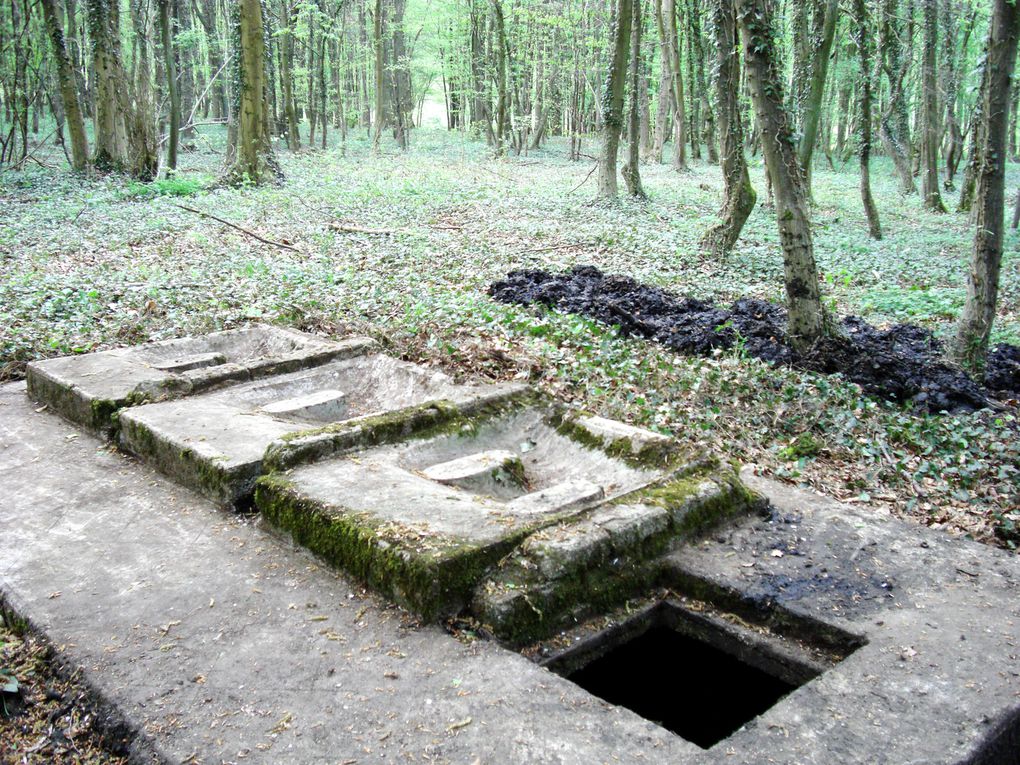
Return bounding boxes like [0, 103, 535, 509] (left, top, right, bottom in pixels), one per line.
[25, 325, 376, 435]
[471, 465, 766, 646]
[255, 475, 531, 619]
[261, 383, 535, 472]
[118, 355, 512, 509]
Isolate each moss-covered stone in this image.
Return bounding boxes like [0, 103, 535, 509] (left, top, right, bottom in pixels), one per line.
[263, 387, 540, 472]
[472, 464, 764, 646]
[255, 474, 534, 619]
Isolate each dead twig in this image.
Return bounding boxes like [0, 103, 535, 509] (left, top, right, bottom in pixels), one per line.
[328, 222, 398, 235]
[511, 240, 596, 257]
[568, 163, 598, 195]
[171, 203, 299, 252]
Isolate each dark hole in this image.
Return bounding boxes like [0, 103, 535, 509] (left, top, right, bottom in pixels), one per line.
[566, 625, 797, 749]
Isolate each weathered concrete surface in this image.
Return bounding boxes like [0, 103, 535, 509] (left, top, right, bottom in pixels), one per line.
[3, 382, 1020, 764]
[0, 382, 700, 764]
[656, 468, 1020, 765]
[474, 467, 761, 645]
[254, 408, 669, 618]
[116, 355, 511, 507]
[26, 326, 374, 433]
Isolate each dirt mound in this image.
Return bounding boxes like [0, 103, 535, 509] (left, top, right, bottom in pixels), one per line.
[488, 266, 1019, 412]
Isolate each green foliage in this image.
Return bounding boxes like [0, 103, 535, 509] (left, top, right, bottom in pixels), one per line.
[1, 126, 1018, 548]
[124, 177, 207, 198]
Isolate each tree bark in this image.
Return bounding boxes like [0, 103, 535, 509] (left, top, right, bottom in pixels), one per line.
[879, 0, 916, 194]
[700, 0, 755, 256]
[661, 0, 687, 170]
[736, 0, 826, 352]
[40, 0, 90, 170]
[796, 0, 838, 195]
[490, 0, 510, 156]
[622, 0, 644, 197]
[597, 0, 633, 197]
[87, 0, 131, 171]
[853, 0, 881, 239]
[279, 0, 300, 150]
[372, 0, 385, 151]
[920, 0, 946, 211]
[159, 0, 181, 171]
[222, 0, 280, 184]
[950, 0, 1019, 371]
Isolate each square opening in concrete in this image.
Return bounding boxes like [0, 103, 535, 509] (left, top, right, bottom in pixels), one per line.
[119, 353, 508, 508]
[26, 325, 374, 432]
[544, 602, 854, 750]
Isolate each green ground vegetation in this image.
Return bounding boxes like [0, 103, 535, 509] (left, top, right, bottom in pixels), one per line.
[1, 125, 1017, 547]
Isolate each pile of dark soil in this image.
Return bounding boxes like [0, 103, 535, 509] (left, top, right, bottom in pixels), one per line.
[488, 265, 1020, 412]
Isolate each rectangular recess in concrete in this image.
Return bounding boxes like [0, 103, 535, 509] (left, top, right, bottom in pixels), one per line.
[544, 600, 858, 751]
[255, 407, 667, 619]
[25, 325, 375, 433]
[118, 354, 510, 508]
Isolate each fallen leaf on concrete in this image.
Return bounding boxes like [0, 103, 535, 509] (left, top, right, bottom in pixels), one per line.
[447, 717, 472, 732]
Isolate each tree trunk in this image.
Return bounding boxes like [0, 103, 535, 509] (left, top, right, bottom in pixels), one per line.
[853, 0, 881, 239]
[700, 0, 755, 256]
[622, 0, 644, 197]
[391, 0, 412, 149]
[281, 0, 301, 150]
[491, 0, 510, 157]
[879, 0, 916, 194]
[797, 0, 838, 195]
[920, 0, 946, 211]
[957, 48, 989, 214]
[736, 0, 826, 352]
[87, 0, 131, 171]
[950, 0, 1019, 371]
[661, 0, 687, 171]
[597, 0, 633, 197]
[372, 0, 385, 150]
[652, 0, 670, 163]
[40, 0, 89, 170]
[222, 0, 280, 184]
[159, 0, 181, 171]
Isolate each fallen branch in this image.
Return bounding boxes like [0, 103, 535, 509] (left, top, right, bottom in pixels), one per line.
[511, 240, 596, 257]
[328, 222, 398, 235]
[172, 203, 299, 252]
[567, 163, 598, 194]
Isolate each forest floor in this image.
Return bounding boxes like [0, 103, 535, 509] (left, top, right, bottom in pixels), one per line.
[1, 126, 1018, 550]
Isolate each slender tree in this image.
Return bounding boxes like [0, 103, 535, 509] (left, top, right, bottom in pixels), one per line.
[596, 0, 632, 197]
[853, 0, 881, 239]
[40, 0, 89, 170]
[158, 0, 181, 171]
[879, 0, 916, 194]
[796, 0, 839, 194]
[920, 0, 947, 211]
[736, 0, 827, 351]
[951, 0, 1019, 371]
[621, 0, 644, 197]
[700, 0, 754, 255]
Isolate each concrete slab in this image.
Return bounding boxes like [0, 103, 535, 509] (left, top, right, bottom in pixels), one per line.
[25, 325, 374, 433]
[0, 382, 701, 764]
[255, 407, 667, 619]
[3, 384, 1020, 763]
[117, 354, 513, 508]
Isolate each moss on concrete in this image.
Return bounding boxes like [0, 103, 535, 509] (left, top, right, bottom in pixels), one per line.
[473, 464, 764, 645]
[255, 475, 538, 619]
